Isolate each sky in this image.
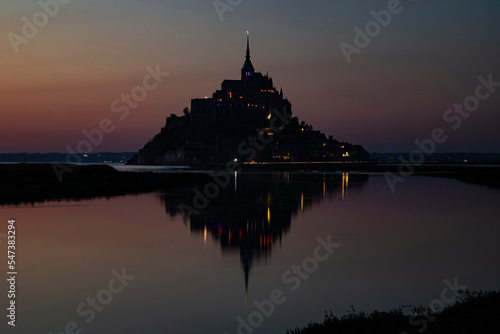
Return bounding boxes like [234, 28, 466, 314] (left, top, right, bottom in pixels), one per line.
[0, 0, 499, 153]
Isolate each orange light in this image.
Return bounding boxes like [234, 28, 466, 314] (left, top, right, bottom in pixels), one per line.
[228, 92, 232, 98]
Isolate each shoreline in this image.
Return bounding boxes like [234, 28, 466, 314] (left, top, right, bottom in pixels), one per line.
[0, 163, 211, 205]
[1, 162, 499, 204]
[237, 162, 500, 188]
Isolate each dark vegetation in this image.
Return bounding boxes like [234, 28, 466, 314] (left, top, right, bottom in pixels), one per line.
[285, 290, 500, 334]
[0, 163, 210, 204]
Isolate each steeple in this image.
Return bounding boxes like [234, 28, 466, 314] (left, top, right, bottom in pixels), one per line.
[241, 31, 255, 80]
[246, 31, 251, 59]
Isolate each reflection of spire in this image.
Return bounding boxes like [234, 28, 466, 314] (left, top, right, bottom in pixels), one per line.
[241, 247, 252, 307]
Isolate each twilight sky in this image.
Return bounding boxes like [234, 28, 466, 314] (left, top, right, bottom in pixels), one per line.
[1, 0, 499, 153]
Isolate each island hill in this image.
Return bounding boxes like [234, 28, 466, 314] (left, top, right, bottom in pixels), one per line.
[127, 34, 368, 166]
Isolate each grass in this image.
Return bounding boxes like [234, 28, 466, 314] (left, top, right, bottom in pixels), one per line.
[284, 290, 500, 334]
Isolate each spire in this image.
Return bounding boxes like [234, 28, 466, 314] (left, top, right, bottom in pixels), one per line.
[246, 31, 250, 59]
[241, 31, 255, 80]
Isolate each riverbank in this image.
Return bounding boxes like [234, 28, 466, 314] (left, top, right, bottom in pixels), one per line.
[1, 162, 499, 204]
[285, 290, 500, 334]
[0, 163, 210, 204]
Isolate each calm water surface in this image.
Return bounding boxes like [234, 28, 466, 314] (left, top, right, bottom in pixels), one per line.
[1, 172, 499, 334]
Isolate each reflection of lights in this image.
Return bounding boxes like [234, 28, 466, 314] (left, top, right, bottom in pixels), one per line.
[346, 173, 349, 196]
[342, 173, 345, 200]
[228, 230, 231, 244]
[204, 226, 207, 243]
[235, 171, 238, 191]
[323, 180, 326, 199]
[342, 172, 349, 200]
[267, 206, 271, 224]
[300, 192, 304, 212]
[259, 234, 273, 248]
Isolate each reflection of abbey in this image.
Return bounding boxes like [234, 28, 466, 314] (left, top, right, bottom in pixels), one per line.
[161, 172, 369, 299]
[128, 34, 368, 165]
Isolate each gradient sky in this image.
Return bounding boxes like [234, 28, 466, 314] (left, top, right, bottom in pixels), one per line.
[1, 0, 499, 153]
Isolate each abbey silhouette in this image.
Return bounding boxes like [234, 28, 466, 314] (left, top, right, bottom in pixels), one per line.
[127, 34, 368, 165]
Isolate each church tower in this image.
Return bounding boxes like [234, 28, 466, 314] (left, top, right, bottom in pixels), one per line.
[241, 32, 255, 80]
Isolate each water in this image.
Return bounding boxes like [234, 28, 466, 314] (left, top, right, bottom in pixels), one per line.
[1, 172, 499, 334]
